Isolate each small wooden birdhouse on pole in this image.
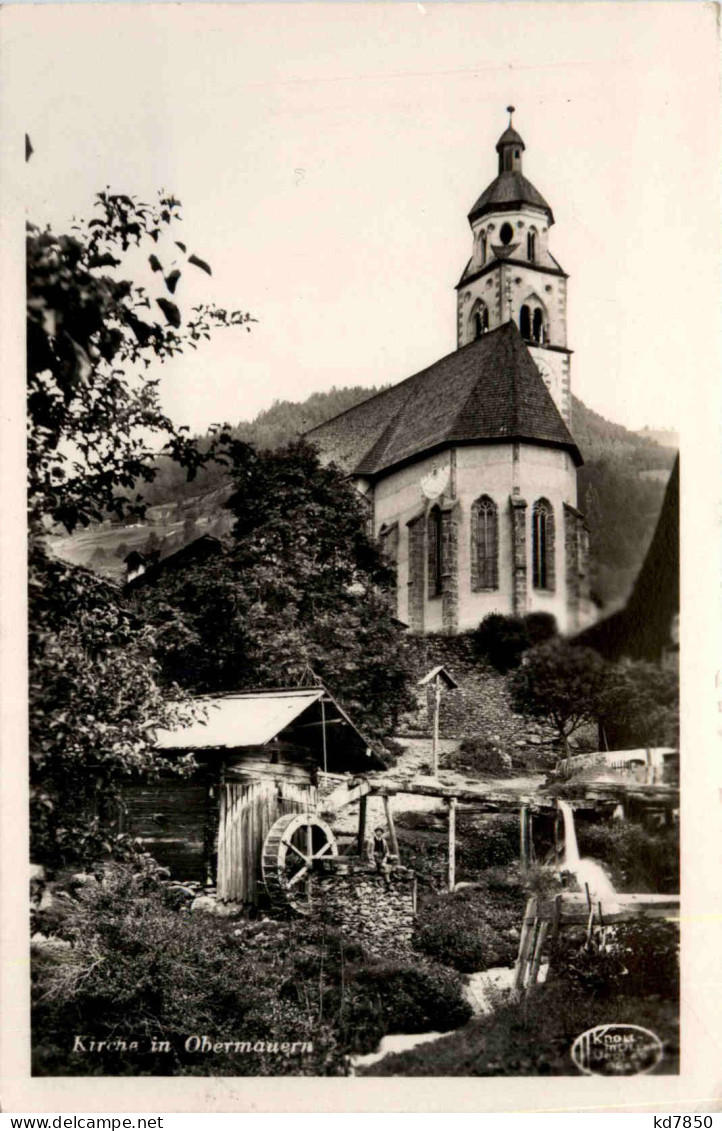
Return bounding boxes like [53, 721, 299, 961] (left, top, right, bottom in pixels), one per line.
[417, 665, 459, 778]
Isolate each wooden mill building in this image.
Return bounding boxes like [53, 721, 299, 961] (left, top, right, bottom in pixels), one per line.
[119, 686, 381, 906]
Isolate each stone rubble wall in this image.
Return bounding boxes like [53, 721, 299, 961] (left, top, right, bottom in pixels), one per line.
[399, 632, 559, 749]
[315, 868, 416, 957]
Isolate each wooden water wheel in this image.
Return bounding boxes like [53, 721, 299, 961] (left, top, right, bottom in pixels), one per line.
[261, 812, 338, 915]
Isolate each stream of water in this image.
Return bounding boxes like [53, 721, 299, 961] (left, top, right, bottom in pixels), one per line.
[350, 801, 616, 1073]
[557, 799, 617, 899]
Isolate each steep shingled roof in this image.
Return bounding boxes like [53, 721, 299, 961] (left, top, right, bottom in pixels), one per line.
[469, 171, 553, 225]
[305, 321, 581, 477]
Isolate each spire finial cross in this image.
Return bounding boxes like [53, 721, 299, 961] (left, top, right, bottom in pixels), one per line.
[506, 105, 515, 128]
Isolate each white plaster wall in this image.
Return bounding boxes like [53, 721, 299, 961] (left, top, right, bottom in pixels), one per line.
[517, 445, 578, 634]
[372, 451, 451, 627]
[471, 208, 556, 271]
[371, 443, 578, 634]
[454, 444, 516, 626]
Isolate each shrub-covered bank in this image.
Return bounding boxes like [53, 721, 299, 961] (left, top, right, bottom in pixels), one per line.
[361, 984, 679, 1076]
[364, 918, 680, 1077]
[31, 863, 471, 1076]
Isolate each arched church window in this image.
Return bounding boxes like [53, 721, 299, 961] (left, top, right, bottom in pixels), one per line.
[427, 506, 443, 598]
[532, 499, 555, 591]
[470, 300, 489, 340]
[471, 495, 499, 591]
[500, 222, 514, 246]
[527, 230, 537, 262]
[532, 307, 544, 343]
[520, 304, 531, 340]
[479, 231, 487, 265]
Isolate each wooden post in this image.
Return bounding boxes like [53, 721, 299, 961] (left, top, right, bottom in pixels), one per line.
[321, 698, 328, 775]
[432, 678, 441, 777]
[551, 893, 562, 942]
[447, 797, 457, 892]
[357, 795, 368, 856]
[383, 794, 400, 862]
[513, 896, 538, 993]
[520, 804, 529, 870]
[529, 920, 549, 986]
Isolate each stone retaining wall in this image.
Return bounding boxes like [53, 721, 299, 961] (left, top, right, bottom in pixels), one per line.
[315, 868, 416, 956]
[400, 633, 558, 748]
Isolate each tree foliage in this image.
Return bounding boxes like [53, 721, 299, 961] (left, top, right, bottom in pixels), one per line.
[510, 640, 678, 754]
[509, 641, 610, 753]
[29, 545, 200, 866]
[130, 441, 415, 738]
[27, 190, 250, 534]
[599, 658, 679, 749]
[28, 191, 246, 865]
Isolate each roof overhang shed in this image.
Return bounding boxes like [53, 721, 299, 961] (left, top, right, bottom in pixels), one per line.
[154, 687, 383, 774]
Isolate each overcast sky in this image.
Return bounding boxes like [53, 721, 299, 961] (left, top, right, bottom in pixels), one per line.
[11, 2, 719, 435]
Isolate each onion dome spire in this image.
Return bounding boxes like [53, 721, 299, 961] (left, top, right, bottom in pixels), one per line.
[496, 106, 525, 174]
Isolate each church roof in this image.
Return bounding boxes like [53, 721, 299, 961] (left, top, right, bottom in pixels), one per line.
[468, 170, 554, 224]
[305, 321, 582, 478]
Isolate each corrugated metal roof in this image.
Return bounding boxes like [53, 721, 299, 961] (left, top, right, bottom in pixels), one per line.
[155, 690, 324, 750]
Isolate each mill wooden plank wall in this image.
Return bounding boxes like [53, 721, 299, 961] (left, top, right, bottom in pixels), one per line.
[120, 782, 208, 881]
[218, 778, 316, 904]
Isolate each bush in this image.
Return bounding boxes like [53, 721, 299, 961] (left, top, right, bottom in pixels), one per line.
[443, 738, 512, 778]
[552, 919, 679, 1001]
[414, 876, 524, 972]
[331, 962, 472, 1054]
[576, 819, 679, 893]
[524, 612, 557, 647]
[457, 814, 520, 873]
[32, 865, 343, 1076]
[472, 614, 530, 673]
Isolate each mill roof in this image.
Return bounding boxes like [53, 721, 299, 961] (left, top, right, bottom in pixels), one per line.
[305, 321, 582, 477]
[154, 687, 383, 772]
[468, 170, 554, 225]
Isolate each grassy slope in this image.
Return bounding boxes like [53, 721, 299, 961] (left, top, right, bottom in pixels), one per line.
[361, 985, 679, 1076]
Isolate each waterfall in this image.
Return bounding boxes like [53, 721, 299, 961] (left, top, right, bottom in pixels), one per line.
[557, 799, 616, 899]
[557, 799, 580, 869]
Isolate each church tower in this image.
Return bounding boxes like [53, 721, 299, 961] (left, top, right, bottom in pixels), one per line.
[456, 108, 572, 428]
[307, 108, 592, 636]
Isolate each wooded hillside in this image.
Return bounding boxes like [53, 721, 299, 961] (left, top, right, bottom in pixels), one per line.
[51, 385, 676, 610]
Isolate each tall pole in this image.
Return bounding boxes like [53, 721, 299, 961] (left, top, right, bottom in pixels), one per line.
[357, 795, 368, 857]
[432, 677, 441, 778]
[321, 698, 328, 775]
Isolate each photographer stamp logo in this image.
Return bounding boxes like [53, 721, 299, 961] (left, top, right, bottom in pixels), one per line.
[571, 1025, 663, 1076]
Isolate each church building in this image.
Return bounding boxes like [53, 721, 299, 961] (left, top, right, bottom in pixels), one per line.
[307, 111, 591, 635]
